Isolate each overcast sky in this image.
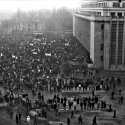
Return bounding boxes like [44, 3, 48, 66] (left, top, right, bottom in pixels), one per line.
[0, 0, 82, 12]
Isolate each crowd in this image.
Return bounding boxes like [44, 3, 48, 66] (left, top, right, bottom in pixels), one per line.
[0, 32, 123, 125]
[0, 32, 90, 92]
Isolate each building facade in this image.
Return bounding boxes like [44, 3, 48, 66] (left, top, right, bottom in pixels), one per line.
[73, 0, 125, 71]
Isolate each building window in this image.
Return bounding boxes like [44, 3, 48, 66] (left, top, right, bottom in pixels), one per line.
[101, 24, 104, 29]
[111, 13, 115, 17]
[118, 13, 122, 18]
[101, 44, 104, 51]
[100, 12, 101, 16]
[113, 2, 120, 7]
[101, 56, 103, 62]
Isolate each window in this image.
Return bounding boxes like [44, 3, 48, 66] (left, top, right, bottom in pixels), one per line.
[113, 2, 120, 7]
[111, 13, 115, 17]
[118, 13, 122, 18]
[101, 24, 104, 29]
[101, 44, 104, 51]
[101, 56, 103, 62]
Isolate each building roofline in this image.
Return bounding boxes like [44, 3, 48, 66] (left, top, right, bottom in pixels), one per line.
[73, 13, 125, 21]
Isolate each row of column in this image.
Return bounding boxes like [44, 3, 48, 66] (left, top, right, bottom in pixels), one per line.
[110, 19, 125, 65]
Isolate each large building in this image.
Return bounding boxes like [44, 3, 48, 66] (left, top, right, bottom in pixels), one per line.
[73, 0, 125, 71]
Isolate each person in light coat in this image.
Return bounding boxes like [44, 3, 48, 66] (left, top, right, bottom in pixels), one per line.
[27, 115, 30, 124]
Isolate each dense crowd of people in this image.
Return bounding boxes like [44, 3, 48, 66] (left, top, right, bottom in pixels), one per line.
[0, 32, 123, 125]
[0, 32, 90, 92]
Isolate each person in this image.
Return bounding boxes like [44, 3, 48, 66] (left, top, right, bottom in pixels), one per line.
[16, 114, 19, 125]
[113, 110, 116, 118]
[18, 112, 22, 121]
[73, 101, 77, 111]
[79, 84, 81, 91]
[69, 101, 72, 110]
[92, 116, 97, 125]
[92, 90, 95, 97]
[80, 101, 83, 110]
[34, 115, 37, 125]
[108, 104, 113, 112]
[10, 110, 13, 119]
[84, 101, 87, 109]
[78, 115, 83, 124]
[121, 96, 123, 103]
[71, 111, 74, 118]
[119, 89, 121, 95]
[63, 102, 66, 110]
[27, 115, 30, 125]
[55, 108, 58, 116]
[44, 110, 47, 118]
[67, 118, 70, 125]
[111, 91, 115, 99]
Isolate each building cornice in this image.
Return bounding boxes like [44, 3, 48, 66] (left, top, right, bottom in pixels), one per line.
[80, 8, 125, 11]
[74, 13, 125, 21]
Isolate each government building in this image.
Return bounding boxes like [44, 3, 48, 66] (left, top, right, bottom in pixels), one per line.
[73, 0, 125, 71]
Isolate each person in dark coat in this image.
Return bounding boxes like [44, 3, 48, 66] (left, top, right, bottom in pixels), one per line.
[113, 110, 116, 118]
[121, 96, 123, 103]
[92, 116, 97, 125]
[34, 115, 37, 125]
[18, 112, 21, 121]
[10, 110, 13, 119]
[16, 114, 19, 125]
[67, 118, 70, 125]
[78, 115, 83, 124]
[71, 111, 74, 118]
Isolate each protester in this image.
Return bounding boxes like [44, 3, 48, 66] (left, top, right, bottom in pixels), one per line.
[27, 115, 30, 125]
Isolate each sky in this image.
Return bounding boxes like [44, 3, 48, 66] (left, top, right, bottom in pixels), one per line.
[0, 0, 82, 12]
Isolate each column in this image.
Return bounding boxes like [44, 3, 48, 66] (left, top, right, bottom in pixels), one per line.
[121, 19, 125, 64]
[90, 21, 95, 63]
[115, 17, 119, 66]
[73, 15, 76, 37]
[104, 21, 110, 70]
[123, 18, 125, 64]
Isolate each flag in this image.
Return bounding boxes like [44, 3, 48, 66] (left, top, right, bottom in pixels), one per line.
[12, 55, 16, 58]
[65, 43, 69, 46]
[0, 53, 3, 56]
[38, 48, 40, 52]
[31, 49, 36, 52]
[29, 43, 33, 46]
[41, 42, 46, 45]
[33, 52, 37, 55]
[45, 53, 51, 56]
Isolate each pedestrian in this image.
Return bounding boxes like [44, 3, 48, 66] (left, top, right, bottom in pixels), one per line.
[111, 91, 115, 99]
[73, 101, 77, 111]
[55, 108, 58, 116]
[10, 110, 13, 119]
[119, 89, 121, 95]
[27, 115, 30, 125]
[63, 102, 66, 110]
[84, 101, 87, 109]
[19, 112, 21, 121]
[92, 90, 95, 97]
[34, 115, 37, 125]
[78, 115, 83, 124]
[80, 101, 83, 110]
[67, 118, 70, 125]
[69, 101, 72, 110]
[92, 116, 97, 125]
[113, 110, 116, 118]
[71, 111, 74, 118]
[121, 96, 123, 103]
[16, 114, 19, 125]
[108, 104, 113, 112]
